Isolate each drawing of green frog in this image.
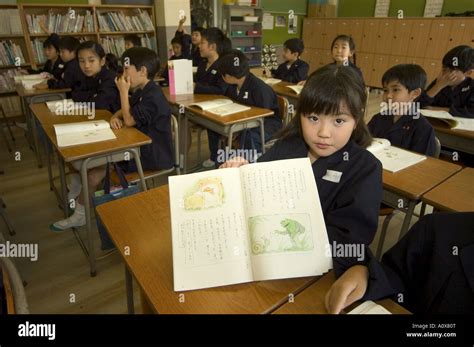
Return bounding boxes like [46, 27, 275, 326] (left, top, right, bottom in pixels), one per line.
[274, 218, 305, 247]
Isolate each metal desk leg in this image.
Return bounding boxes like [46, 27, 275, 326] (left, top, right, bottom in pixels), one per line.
[129, 148, 147, 192]
[45, 140, 54, 191]
[258, 118, 266, 155]
[57, 153, 69, 218]
[183, 114, 189, 174]
[30, 116, 43, 168]
[398, 200, 417, 240]
[125, 265, 134, 314]
[80, 158, 96, 277]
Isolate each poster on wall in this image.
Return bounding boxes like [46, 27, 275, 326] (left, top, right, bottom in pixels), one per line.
[288, 15, 297, 34]
[275, 15, 286, 27]
[424, 0, 444, 17]
[374, 0, 390, 17]
[262, 13, 274, 30]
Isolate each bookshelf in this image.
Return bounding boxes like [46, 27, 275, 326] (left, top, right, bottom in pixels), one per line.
[0, 4, 157, 121]
[222, 4, 263, 68]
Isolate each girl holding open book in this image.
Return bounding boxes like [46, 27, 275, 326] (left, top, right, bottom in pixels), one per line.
[221, 64, 382, 278]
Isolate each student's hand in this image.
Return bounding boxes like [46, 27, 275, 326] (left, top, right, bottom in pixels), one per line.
[325, 265, 369, 314]
[179, 15, 186, 26]
[297, 80, 306, 86]
[33, 82, 49, 90]
[39, 72, 53, 79]
[110, 117, 123, 130]
[115, 75, 131, 93]
[435, 69, 458, 88]
[219, 157, 249, 169]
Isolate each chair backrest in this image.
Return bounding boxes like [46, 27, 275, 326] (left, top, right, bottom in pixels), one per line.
[170, 114, 180, 175]
[277, 95, 290, 126]
[364, 86, 371, 120]
[434, 136, 441, 158]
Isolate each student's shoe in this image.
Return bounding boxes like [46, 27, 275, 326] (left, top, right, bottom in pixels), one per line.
[50, 203, 86, 232]
[67, 173, 82, 202]
[202, 159, 216, 168]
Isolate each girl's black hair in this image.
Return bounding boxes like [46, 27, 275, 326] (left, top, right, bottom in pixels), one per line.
[77, 41, 106, 59]
[382, 64, 427, 92]
[105, 53, 120, 73]
[43, 33, 60, 51]
[442, 45, 474, 73]
[192, 27, 205, 35]
[331, 34, 357, 66]
[171, 36, 183, 46]
[121, 47, 159, 80]
[278, 64, 372, 148]
[216, 49, 249, 79]
[59, 36, 80, 52]
[124, 34, 142, 47]
[201, 27, 231, 56]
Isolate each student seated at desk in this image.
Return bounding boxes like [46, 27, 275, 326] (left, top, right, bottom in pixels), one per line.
[105, 53, 123, 74]
[204, 50, 282, 166]
[418, 45, 474, 118]
[124, 34, 141, 50]
[51, 47, 173, 236]
[27, 34, 64, 80]
[194, 27, 231, 95]
[221, 64, 383, 277]
[325, 212, 474, 314]
[368, 64, 436, 156]
[160, 36, 191, 86]
[174, 15, 204, 67]
[34, 37, 84, 91]
[71, 41, 120, 113]
[268, 38, 309, 84]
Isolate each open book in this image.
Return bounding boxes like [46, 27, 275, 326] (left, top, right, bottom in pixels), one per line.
[189, 99, 251, 116]
[367, 138, 426, 173]
[169, 158, 333, 292]
[286, 85, 303, 95]
[14, 74, 44, 82]
[421, 109, 474, 131]
[53, 120, 116, 147]
[348, 301, 391, 314]
[257, 76, 282, 85]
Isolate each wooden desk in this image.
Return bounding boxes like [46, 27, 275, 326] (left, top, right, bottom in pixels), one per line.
[381, 157, 462, 238]
[272, 81, 300, 101]
[422, 167, 474, 212]
[15, 84, 71, 168]
[96, 185, 318, 314]
[273, 271, 410, 314]
[30, 103, 150, 277]
[428, 119, 474, 155]
[163, 88, 274, 173]
[1, 265, 15, 314]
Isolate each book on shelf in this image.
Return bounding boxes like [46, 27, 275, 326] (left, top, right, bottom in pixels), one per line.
[0, 40, 26, 67]
[25, 10, 94, 34]
[53, 120, 116, 148]
[0, 9, 23, 35]
[97, 9, 153, 32]
[169, 158, 333, 291]
[420, 109, 474, 132]
[30, 39, 47, 64]
[0, 69, 24, 92]
[101, 35, 154, 57]
[348, 301, 391, 314]
[367, 138, 426, 173]
[189, 99, 251, 116]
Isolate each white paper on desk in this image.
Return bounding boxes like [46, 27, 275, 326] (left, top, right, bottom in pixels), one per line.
[348, 301, 392, 314]
[452, 117, 474, 131]
[21, 79, 45, 89]
[169, 59, 193, 95]
[189, 99, 251, 116]
[53, 120, 116, 147]
[367, 138, 426, 173]
[14, 74, 44, 82]
[258, 76, 282, 85]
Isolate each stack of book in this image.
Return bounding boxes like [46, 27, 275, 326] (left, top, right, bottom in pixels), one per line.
[0, 40, 26, 66]
[30, 39, 47, 64]
[97, 10, 154, 32]
[0, 9, 23, 35]
[0, 69, 23, 92]
[25, 10, 95, 34]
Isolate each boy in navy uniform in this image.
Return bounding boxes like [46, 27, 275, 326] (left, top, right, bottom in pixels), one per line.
[174, 15, 204, 67]
[368, 64, 437, 156]
[204, 49, 282, 166]
[194, 27, 230, 95]
[326, 212, 474, 314]
[270, 38, 309, 84]
[419, 45, 474, 118]
[28, 34, 63, 80]
[111, 47, 173, 172]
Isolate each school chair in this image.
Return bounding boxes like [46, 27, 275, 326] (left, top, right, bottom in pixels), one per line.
[364, 87, 371, 119]
[0, 195, 15, 236]
[0, 232, 29, 314]
[376, 137, 442, 259]
[264, 95, 289, 151]
[111, 114, 180, 188]
[0, 104, 15, 152]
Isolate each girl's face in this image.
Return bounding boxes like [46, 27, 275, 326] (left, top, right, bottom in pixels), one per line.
[44, 46, 58, 60]
[59, 49, 75, 63]
[332, 39, 353, 64]
[172, 43, 183, 57]
[199, 38, 215, 58]
[78, 49, 105, 77]
[192, 31, 202, 45]
[301, 102, 356, 159]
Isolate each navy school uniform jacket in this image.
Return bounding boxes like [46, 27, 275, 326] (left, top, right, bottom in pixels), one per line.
[47, 58, 84, 90]
[258, 136, 383, 276]
[363, 212, 474, 314]
[271, 59, 309, 84]
[174, 30, 203, 67]
[125, 81, 173, 171]
[368, 113, 437, 156]
[225, 73, 282, 134]
[418, 77, 474, 118]
[194, 59, 228, 95]
[29, 57, 64, 80]
[71, 66, 120, 113]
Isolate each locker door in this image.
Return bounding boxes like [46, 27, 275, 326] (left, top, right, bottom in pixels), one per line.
[303, 19, 314, 48]
[320, 49, 333, 66]
[390, 20, 412, 57]
[323, 20, 338, 49]
[423, 59, 440, 86]
[361, 19, 380, 53]
[376, 19, 395, 54]
[388, 56, 408, 69]
[351, 19, 364, 48]
[461, 19, 474, 46]
[313, 19, 325, 49]
[406, 20, 431, 58]
[358, 53, 374, 86]
[446, 19, 466, 51]
[309, 49, 320, 73]
[406, 57, 423, 66]
[425, 19, 452, 60]
[337, 19, 351, 36]
[371, 55, 390, 88]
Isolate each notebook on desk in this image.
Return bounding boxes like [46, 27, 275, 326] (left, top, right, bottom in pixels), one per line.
[189, 99, 251, 116]
[421, 109, 474, 131]
[367, 138, 426, 173]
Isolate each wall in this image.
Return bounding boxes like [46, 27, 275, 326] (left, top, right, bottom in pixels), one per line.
[261, 0, 307, 45]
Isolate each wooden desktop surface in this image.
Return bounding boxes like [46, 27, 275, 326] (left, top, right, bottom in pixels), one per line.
[162, 88, 275, 126]
[96, 185, 318, 314]
[272, 81, 301, 100]
[30, 103, 151, 162]
[273, 271, 410, 314]
[422, 167, 474, 212]
[427, 118, 474, 140]
[15, 84, 71, 97]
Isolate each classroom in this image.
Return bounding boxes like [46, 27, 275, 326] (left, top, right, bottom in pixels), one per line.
[0, 0, 473, 324]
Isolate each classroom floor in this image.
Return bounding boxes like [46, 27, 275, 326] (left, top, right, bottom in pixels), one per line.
[0, 90, 431, 313]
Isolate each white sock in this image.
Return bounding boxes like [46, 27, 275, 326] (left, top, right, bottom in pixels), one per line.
[52, 203, 86, 231]
[67, 174, 82, 201]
